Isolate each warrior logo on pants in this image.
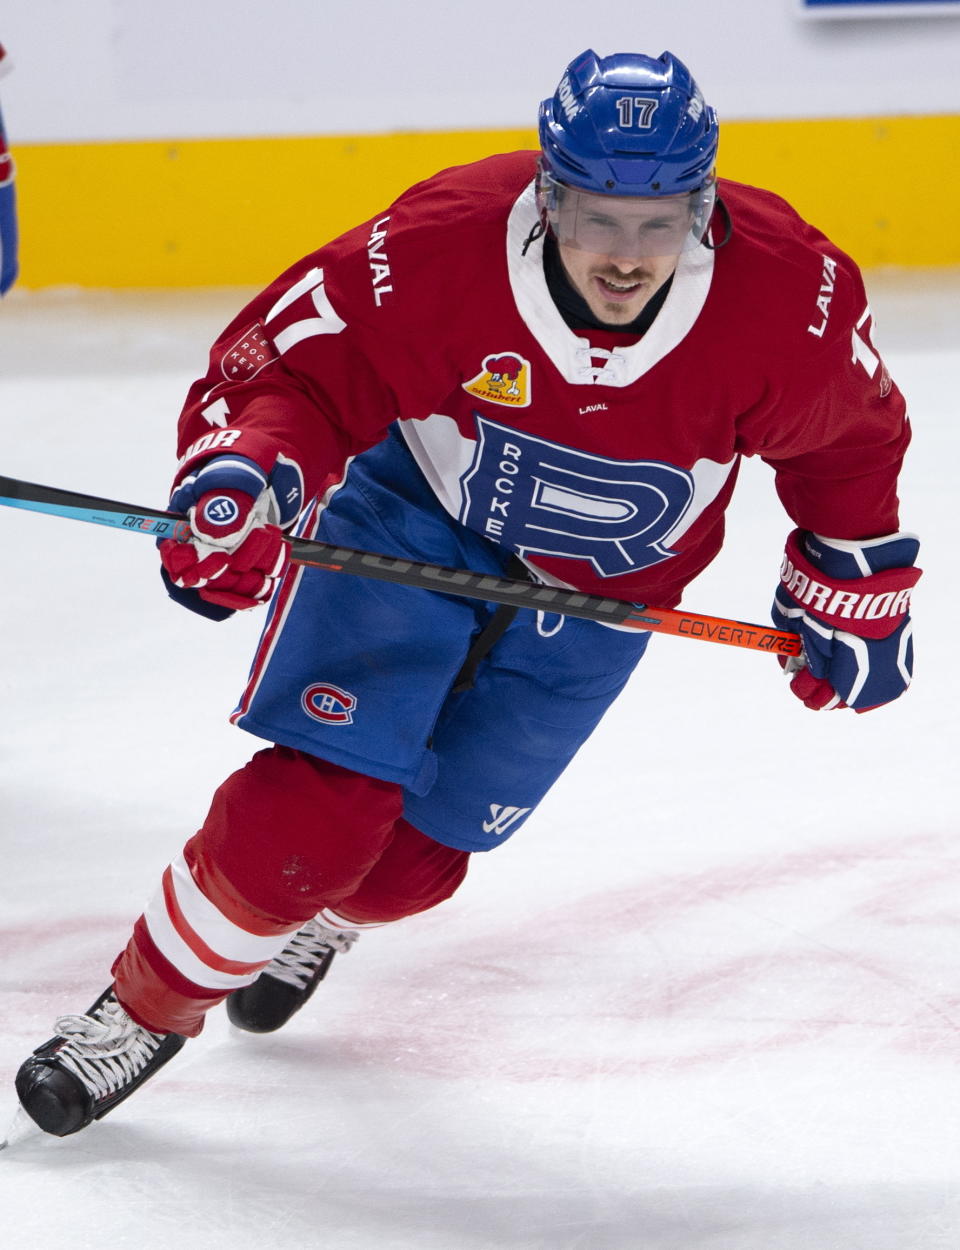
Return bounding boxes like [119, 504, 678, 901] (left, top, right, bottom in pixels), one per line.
[482, 804, 532, 835]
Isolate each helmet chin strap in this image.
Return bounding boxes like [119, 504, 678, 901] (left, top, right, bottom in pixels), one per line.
[521, 213, 547, 257]
[702, 196, 733, 250]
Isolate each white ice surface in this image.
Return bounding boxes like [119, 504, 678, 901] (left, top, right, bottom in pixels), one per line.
[0, 275, 958, 1249]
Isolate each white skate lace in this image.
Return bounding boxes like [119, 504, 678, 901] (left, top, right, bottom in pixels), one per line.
[266, 918, 359, 990]
[52, 997, 163, 1102]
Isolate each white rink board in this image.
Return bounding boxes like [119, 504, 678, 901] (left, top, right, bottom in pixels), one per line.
[3, 0, 960, 141]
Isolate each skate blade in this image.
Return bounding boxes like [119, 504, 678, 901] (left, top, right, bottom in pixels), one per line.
[0, 1105, 44, 1150]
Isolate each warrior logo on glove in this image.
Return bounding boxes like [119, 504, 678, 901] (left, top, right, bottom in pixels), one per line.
[159, 446, 304, 619]
[772, 529, 921, 713]
[200, 495, 243, 528]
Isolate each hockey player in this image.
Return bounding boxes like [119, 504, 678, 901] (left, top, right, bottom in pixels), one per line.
[15, 49, 919, 1137]
[0, 42, 19, 295]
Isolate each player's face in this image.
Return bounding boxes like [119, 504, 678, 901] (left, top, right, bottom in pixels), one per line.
[557, 238, 681, 326]
[541, 175, 712, 326]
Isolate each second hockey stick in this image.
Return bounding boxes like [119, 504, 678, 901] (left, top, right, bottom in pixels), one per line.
[0, 473, 802, 656]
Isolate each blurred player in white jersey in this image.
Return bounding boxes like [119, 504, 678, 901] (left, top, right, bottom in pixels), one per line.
[14, 48, 919, 1137]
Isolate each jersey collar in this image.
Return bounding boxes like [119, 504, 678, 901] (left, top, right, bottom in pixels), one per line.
[507, 179, 715, 387]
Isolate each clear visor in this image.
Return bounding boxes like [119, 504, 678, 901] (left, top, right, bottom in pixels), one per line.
[537, 170, 716, 258]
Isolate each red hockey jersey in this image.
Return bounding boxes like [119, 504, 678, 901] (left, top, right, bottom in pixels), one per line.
[174, 151, 909, 609]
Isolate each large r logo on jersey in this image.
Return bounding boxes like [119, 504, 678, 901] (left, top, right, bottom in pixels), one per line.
[460, 418, 697, 577]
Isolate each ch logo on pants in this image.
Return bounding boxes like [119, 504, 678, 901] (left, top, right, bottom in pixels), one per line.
[301, 683, 357, 725]
[482, 804, 532, 835]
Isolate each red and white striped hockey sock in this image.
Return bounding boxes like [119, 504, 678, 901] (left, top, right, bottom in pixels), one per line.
[112, 852, 310, 1036]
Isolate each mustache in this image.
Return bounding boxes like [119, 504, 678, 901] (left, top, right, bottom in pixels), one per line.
[594, 268, 651, 285]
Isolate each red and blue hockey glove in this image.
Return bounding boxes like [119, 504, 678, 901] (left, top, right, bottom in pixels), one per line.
[160, 452, 303, 618]
[772, 529, 921, 713]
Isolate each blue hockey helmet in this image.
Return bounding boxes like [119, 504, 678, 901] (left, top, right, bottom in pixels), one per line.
[538, 49, 718, 198]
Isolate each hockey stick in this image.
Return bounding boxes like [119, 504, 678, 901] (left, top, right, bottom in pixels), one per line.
[0, 473, 801, 656]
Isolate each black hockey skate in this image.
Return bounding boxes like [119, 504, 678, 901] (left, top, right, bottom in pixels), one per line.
[226, 917, 358, 1034]
[15, 986, 187, 1137]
